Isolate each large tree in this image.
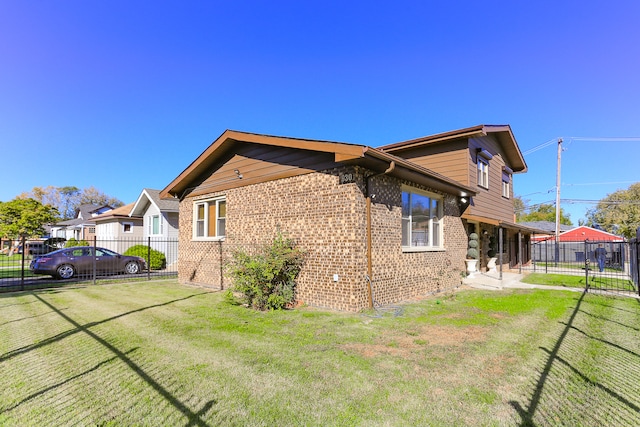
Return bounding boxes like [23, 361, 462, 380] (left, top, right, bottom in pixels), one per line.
[585, 182, 640, 239]
[0, 198, 59, 239]
[18, 186, 123, 219]
[515, 197, 572, 225]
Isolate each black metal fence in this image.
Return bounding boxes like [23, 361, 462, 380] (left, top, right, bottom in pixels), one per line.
[0, 236, 178, 293]
[525, 239, 638, 296]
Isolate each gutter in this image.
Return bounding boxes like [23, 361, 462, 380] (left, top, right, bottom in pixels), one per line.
[365, 161, 396, 309]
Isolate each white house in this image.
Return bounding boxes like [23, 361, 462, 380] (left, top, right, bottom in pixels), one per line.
[130, 188, 179, 266]
[92, 203, 143, 253]
[50, 204, 113, 242]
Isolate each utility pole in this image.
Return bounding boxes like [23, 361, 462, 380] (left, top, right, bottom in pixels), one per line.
[555, 138, 562, 266]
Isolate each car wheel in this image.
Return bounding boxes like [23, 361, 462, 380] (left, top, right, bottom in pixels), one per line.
[56, 264, 75, 280]
[125, 261, 140, 274]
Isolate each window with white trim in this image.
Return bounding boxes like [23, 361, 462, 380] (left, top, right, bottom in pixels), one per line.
[122, 222, 133, 233]
[401, 187, 443, 249]
[477, 157, 489, 189]
[149, 215, 162, 235]
[193, 197, 226, 239]
[502, 172, 511, 198]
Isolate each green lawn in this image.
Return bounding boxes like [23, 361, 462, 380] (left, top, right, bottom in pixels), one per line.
[523, 272, 636, 292]
[1, 280, 639, 426]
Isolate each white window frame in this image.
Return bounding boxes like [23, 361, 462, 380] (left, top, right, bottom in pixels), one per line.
[149, 215, 162, 236]
[401, 186, 444, 252]
[477, 157, 489, 189]
[192, 197, 226, 241]
[122, 222, 134, 233]
[502, 173, 511, 198]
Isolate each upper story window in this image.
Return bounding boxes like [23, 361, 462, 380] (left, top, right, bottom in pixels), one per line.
[476, 148, 493, 189]
[477, 158, 489, 188]
[502, 172, 511, 198]
[193, 197, 226, 240]
[401, 187, 443, 250]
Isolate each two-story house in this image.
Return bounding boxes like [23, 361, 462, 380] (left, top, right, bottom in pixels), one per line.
[161, 125, 534, 311]
[380, 124, 540, 271]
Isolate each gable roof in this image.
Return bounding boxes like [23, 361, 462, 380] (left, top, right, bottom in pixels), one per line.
[55, 204, 113, 227]
[130, 188, 179, 217]
[559, 226, 625, 242]
[92, 203, 139, 222]
[379, 124, 528, 173]
[160, 130, 477, 200]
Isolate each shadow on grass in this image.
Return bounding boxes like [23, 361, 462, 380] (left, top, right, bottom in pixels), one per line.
[0, 291, 216, 426]
[509, 290, 640, 426]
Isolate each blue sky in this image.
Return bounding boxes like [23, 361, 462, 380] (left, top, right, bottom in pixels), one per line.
[2, 1, 639, 224]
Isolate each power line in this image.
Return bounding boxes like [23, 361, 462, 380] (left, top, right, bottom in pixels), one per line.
[522, 136, 640, 156]
[567, 136, 640, 142]
[563, 180, 637, 187]
[522, 138, 557, 155]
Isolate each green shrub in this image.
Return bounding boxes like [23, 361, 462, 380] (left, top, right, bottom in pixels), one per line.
[65, 238, 89, 247]
[227, 234, 305, 311]
[467, 232, 479, 259]
[123, 245, 166, 270]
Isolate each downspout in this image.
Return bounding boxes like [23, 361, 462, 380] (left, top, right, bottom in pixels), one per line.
[365, 161, 396, 308]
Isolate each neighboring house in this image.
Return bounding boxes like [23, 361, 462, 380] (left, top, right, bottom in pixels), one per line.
[92, 203, 143, 253]
[50, 204, 113, 242]
[379, 124, 543, 270]
[557, 225, 625, 243]
[528, 225, 626, 266]
[520, 221, 573, 242]
[130, 188, 180, 266]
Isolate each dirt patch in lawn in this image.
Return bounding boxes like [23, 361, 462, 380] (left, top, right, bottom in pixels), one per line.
[343, 324, 489, 359]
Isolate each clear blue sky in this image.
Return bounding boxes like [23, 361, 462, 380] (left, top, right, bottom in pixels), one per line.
[2, 1, 639, 224]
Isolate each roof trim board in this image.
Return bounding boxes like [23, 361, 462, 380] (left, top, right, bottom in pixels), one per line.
[161, 130, 477, 200]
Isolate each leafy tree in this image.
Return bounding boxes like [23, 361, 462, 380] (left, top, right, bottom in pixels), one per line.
[79, 186, 123, 208]
[585, 182, 640, 239]
[17, 186, 123, 219]
[518, 203, 572, 225]
[0, 198, 59, 239]
[513, 195, 527, 221]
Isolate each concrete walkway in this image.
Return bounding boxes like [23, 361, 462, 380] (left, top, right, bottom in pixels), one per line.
[462, 271, 585, 293]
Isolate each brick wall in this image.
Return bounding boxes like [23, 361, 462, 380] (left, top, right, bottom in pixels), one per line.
[368, 175, 467, 307]
[178, 167, 467, 311]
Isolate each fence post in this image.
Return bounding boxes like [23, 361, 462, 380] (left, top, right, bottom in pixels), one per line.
[147, 237, 151, 281]
[93, 236, 97, 286]
[545, 239, 548, 274]
[584, 239, 589, 291]
[20, 235, 26, 291]
[219, 240, 224, 290]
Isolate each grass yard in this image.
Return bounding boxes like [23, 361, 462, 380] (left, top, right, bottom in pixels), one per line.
[1, 280, 639, 426]
[523, 272, 637, 293]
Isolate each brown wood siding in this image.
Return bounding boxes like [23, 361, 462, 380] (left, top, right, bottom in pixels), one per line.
[466, 136, 515, 223]
[385, 140, 469, 185]
[186, 142, 340, 198]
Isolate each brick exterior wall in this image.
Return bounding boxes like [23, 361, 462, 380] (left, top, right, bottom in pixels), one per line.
[178, 166, 467, 312]
[368, 175, 467, 307]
